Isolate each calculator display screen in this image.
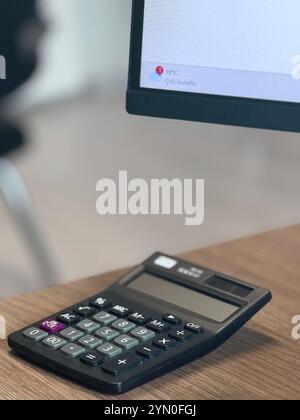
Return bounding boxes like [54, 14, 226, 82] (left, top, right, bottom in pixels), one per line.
[128, 273, 240, 322]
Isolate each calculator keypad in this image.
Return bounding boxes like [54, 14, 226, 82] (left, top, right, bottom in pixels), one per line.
[23, 297, 204, 380]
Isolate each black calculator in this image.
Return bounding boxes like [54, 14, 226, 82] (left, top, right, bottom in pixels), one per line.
[8, 253, 272, 394]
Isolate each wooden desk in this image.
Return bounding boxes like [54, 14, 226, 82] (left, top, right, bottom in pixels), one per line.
[1, 226, 299, 400]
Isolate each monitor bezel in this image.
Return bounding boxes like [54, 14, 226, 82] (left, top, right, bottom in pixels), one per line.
[126, 0, 300, 133]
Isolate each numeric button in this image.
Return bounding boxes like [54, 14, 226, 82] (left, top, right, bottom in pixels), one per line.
[42, 336, 67, 350]
[78, 335, 103, 350]
[95, 327, 119, 342]
[112, 319, 136, 333]
[59, 327, 84, 342]
[76, 320, 100, 334]
[130, 327, 155, 342]
[97, 343, 122, 358]
[114, 335, 139, 351]
[93, 312, 117, 326]
[23, 327, 48, 342]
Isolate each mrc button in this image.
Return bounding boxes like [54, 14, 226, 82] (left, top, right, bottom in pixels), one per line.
[185, 322, 204, 334]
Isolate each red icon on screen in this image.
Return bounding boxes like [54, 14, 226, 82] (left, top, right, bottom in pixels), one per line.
[155, 66, 165, 76]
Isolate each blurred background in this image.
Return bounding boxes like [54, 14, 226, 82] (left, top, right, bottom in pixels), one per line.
[1, 0, 300, 298]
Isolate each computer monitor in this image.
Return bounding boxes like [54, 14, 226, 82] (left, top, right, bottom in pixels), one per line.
[127, 0, 300, 133]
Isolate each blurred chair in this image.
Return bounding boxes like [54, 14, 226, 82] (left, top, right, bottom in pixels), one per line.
[0, 0, 58, 290]
[0, 157, 58, 286]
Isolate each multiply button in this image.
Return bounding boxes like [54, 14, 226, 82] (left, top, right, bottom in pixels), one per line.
[110, 305, 131, 318]
[102, 354, 143, 376]
[147, 319, 170, 333]
[169, 328, 193, 342]
[185, 322, 204, 335]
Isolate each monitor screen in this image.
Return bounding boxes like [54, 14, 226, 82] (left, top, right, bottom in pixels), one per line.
[140, 0, 300, 104]
[127, 1, 300, 132]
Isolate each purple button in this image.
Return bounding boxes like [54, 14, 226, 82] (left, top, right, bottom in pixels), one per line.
[39, 320, 65, 334]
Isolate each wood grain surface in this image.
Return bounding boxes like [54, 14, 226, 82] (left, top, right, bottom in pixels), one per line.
[0, 226, 300, 400]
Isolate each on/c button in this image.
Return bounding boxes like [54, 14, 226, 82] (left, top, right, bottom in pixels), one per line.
[154, 256, 178, 269]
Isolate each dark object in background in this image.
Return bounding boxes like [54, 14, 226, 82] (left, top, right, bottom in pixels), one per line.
[0, 124, 24, 155]
[0, 0, 42, 155]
